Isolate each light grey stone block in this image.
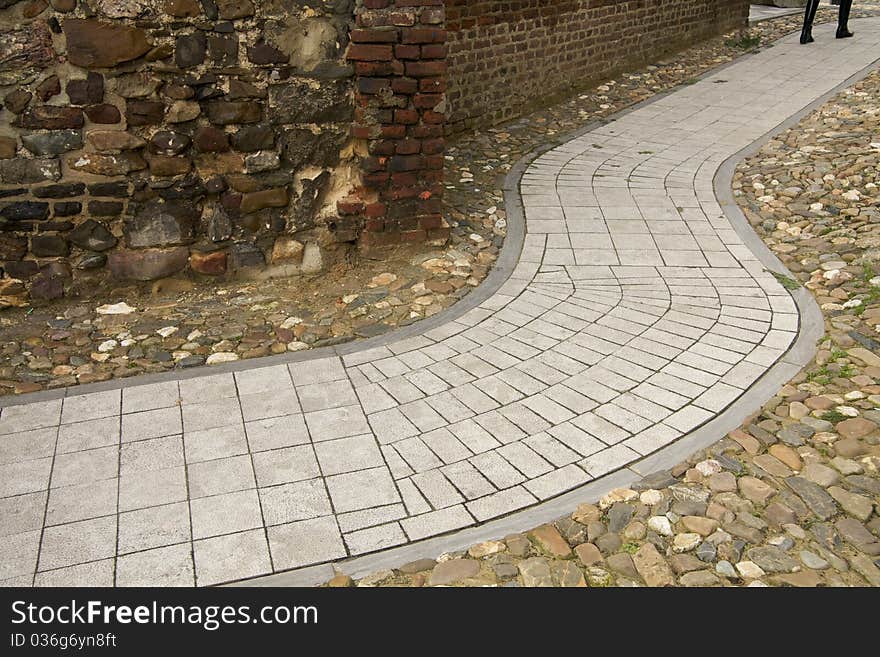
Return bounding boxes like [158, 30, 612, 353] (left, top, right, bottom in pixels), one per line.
[259, 479, 332, 526]
[194, 530, 271, 586]
[38, 515, 117, 571]
[325, 467, 399, 514]
[187, 454, 255, 498]
[117, 543, 194, 587]
[268, 516, 346, 570]
[252, 445, 320, 487]
[190, 489, 263, 539]
[118, 502, 191, 554]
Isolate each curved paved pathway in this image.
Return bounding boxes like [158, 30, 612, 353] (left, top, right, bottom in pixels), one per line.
[2, 20, 880, 587]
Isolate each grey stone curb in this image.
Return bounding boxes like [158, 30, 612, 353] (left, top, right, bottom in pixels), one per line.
[230, 26, 880, 588]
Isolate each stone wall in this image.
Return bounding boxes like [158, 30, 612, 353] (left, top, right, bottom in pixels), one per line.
[0, 0, 357, 304]
[445, 0, 751, 132]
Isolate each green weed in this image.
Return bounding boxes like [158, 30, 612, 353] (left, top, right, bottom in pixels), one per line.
[725, 32, 761, 50]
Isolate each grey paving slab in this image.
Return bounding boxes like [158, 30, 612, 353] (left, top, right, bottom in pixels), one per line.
[325, 467, 400, 514]
[57, 418, 118, 454]
[187, 454, 256, 498]
[0, 530, 41, 580]
[117, 502, 191, 554]
[259, 479, 332, 526]
[4, 18, 873, 586]
[61, 390, 120, 425]
[34, 559, 115, 587]
[344, 522, 409, 555]
[193, 529, 272, 586]
[120, 435, 184, 475]
[0, 399, 61, 435]
[245, 414, 310, 452]
[252, 445, 320, 487]
[239, 390, 300, 422]
[38, 516, 117, 571]
[51, 447, 118, 489]
[184, 424, 248, 463]
[46, 479, 117, 526]
[190, 489, 263, 539]
[334, 503, 405, 532]
[119, 466, 187, 512]
[268, 516, 347, 570]
[121, 381, 181, 414]
[0, 458, 51, 498]
[0, 492, 45, 538]
[116, 544, 194, 587]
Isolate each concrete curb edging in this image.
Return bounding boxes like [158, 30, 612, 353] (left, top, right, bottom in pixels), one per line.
[231, 26, 880, 588]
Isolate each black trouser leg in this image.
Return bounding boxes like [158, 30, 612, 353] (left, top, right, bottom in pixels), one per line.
[837, 0, 854, 38]
[801, 0, 821, 44]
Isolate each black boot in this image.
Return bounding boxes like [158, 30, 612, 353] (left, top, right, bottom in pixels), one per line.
[837, 0, 853, 38]
[800, 0, 820, 44]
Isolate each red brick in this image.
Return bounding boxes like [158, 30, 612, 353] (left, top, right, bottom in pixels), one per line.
[337, 199, 366, 215]
[391, 77, 419, 94]
[396, 139, 421, 155]
[404, 60, 446, 77]
[413, 93, 442, 109]
[395, 44, 421, 60]
[393, 109, 419, 125]
[401, 28, 446, 44]
[365, 202, 387, 218]
[350, 28, 398, 43]
[421, 44, 447, 59]
[347, 44, 394, 62]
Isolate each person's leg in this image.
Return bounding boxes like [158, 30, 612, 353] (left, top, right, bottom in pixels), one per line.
[837, 0, 854, 38]
[801, 0, 822, 44]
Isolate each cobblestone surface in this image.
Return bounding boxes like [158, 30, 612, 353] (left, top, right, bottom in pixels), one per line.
[2, 13, 879, 588]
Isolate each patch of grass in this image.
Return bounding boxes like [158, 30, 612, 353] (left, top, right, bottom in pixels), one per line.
[821, 410, 849, 424]
[806, 367, 832, 385]
[831, 346, 850, 360]
[807, 362, 857, 385]
[838, 364, 857, 379]
[769, 270, 801, 291]
[621, 542, 640, 555]
[725, 32, 761, 51]
[854, 286, 880, 316]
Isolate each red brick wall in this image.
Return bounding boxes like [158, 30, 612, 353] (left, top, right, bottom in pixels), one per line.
[445, 0, 751, 132]
[344, 0, 450, 248]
